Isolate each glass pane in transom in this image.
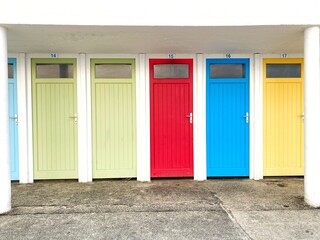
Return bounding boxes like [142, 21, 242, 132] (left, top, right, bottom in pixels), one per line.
[266, 64, 301, 78]
[36, 64, 74, 78]
[95, 64, 132, 78]
[8, 64, 13, 78]
[210, 64, 245, 78]
[154, 64, 189, 79]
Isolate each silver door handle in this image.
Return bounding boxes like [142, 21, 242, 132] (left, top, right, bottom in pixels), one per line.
[299, 112, 304, 123]
[9, 114, 18, 125]
[300, 112, 304, 122]
[69, 114, 78, 124]
[243, 112, 249, 123]
[186, 113, 193, 123]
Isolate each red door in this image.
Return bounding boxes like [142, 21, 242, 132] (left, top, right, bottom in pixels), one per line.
[150, 59, 193, 177]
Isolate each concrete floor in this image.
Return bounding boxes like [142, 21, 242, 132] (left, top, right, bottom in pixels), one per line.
[0, 178, 319, 239]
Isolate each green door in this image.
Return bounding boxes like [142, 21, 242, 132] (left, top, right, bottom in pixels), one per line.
[91, 59, 136, 178]
[32, 59, 78, 179]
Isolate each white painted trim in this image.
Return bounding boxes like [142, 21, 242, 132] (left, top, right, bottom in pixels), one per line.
[144, 56, 150, 180]
[253, 53, 263, 180]
[17, 53, 29, 183]
[85, 54, 139, 59]
[249, 54, 255, 179]
[85, 55, 93, 182]
[204, 54, 252, 59]
[262, 53, 304, 59]
[26, 53, 83, 182]
[137, 54, 150, 181]
[27, 53, 82, 59]
[144, 55, 151, 181]
[26, 55, 33, 183]
[147, 54, 196, 60]
[78, 54, 87, 182]
[193, 54, 200, 180]
[194, 54, 206, 181]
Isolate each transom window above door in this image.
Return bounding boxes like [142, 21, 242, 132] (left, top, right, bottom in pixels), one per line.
[36, 64, 74, 78]
[210, 64, 245, 78]
[95, 64, 132, 78]
[8, 63, 13, 78]
[266, 64, 301, 78]
[153, 64, 189, 79]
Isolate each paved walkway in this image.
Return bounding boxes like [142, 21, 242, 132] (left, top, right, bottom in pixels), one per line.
[0, 178, 319, 239]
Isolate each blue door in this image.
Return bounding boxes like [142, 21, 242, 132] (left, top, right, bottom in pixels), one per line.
[206, 59, 249, 177]
[8, 58, 19, 180]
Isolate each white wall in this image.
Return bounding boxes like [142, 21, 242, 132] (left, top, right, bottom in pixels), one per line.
[1, 0, 320, 26]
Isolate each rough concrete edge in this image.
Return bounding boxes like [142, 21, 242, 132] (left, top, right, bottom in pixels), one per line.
[217, 199, 253, 240]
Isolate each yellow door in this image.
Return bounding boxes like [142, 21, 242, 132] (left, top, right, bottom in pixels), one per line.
[263, 58, 304, 176]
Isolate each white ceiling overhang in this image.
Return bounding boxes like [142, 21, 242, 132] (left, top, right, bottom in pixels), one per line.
[5, 24, 307, 54]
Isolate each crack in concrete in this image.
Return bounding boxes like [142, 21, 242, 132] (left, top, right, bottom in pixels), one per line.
[3, 208, 227, 216]
[6, 199, 225, 216]
[211, 191, 253, 240]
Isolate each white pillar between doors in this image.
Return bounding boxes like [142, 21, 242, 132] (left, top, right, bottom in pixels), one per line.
[17, 53, 29, 184]
[0, 26, 11, 214]
[137, 53, 150, 181]
[253, 53, 263, 180]
[194, 53, 206, 180]
[304, 26, 320, 207]
[78, 53, 88, 182]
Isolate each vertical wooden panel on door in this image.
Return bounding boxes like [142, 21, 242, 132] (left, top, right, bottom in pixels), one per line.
[91, 59, 136, 178]
[32, 59, 78, 179]
[263, 58, 304, 176]
[150, 59, 193, 177]
[8, 58, 19, 180]
[206, 59, 250, 177]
